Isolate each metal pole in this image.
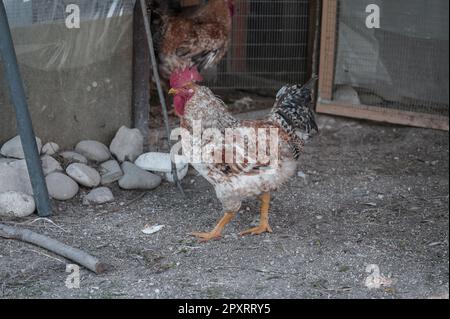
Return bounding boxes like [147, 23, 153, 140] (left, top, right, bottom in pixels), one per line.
[139, 0, 185, 196]
[311, 0, 322, 110]
[133, 0, 151, 140]
[0, 2, 52, 217]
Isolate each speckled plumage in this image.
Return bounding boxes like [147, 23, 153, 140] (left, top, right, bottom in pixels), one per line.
[270, 78, 319, 159]
[155, 0, 234, 82]
[179, 79, 318, 213]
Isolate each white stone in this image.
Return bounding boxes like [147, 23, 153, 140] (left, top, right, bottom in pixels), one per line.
[41, 142, 60, 156]
[110, 126, 144, 162]
[119, 162, 161, 190]
[165, 164, 189, 183]
[66, 163, 101, 188]
[297, 171, 307, 179]
[75, 140, 111, 163]
[334, 85, 361, 105]
[0, 135, 42, 159]
[0, 191, 35, 217]
[45, 172, 79, 201]
[0, 161, 33, 195]
[99, 160, 123, 185]
[60, 151, 88, 164]
[83, 187, 114, 205]
[0, 157, 15, 164]
[135, 152, 188, 173]
[41, 155, 63, 176]
[142, 224, 165, 235]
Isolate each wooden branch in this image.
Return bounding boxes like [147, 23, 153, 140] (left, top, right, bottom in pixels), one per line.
[0, 224, 107, 274]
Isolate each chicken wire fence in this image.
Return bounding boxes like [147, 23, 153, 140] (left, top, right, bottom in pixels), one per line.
[332, 0, 449, 117]
[204, 0, 311, 95]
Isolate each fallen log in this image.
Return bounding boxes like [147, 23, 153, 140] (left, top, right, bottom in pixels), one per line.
[0, 224, 107, 274]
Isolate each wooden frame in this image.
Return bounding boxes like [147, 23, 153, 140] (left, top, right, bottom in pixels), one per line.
[317, 0, 449, 131]
[318, 100, 449, 131]
[318, 0, 337, 101]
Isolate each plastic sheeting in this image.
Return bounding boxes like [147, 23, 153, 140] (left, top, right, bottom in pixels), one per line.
[334, 0, 449, 112]
[3, 0, 135, 70]
[1, 0, 136, 148]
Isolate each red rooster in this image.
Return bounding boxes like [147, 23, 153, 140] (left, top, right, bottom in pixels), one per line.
[153, 0, 235, 82]
[169, 68, 318, 241]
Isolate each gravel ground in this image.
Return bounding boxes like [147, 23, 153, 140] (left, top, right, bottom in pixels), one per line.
[0, 115, 448, 299]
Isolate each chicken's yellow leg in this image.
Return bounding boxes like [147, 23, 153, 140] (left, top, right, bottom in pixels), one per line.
[240, 192, 273, 236]
[191, 212, 235, 242]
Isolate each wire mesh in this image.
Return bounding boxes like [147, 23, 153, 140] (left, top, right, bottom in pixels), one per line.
[204, 0, 311, 94]
[333, 0, 449, 116]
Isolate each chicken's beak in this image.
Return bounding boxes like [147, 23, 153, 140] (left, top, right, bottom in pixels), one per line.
[168, 88, 178, 95]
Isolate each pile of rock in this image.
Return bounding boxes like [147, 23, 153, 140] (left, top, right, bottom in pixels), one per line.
[0, 126, 189, 218]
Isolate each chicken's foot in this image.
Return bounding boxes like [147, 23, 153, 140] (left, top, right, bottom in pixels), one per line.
[191, 212, 235, 242]
[240, 192, 273, 236]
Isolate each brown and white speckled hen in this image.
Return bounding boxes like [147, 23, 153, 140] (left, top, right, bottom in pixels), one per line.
[168, 68, 318, 241]
[154, 0, 234, 82]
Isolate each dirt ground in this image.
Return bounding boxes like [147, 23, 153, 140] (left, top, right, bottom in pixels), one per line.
[0, 114, 448, 299]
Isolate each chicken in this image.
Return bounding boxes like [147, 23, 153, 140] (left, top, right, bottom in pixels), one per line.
[168, 68, 318, 241]
[153, 0, 235, 83]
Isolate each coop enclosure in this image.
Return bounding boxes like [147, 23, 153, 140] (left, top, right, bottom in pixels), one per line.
[317, 0, 449, 130]
[203, 0, 313, 95]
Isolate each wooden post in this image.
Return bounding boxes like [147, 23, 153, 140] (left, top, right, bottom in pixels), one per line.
[132, 0, 151, 140]
[230, 0, 249, 73]
[318, 0, 337, 101]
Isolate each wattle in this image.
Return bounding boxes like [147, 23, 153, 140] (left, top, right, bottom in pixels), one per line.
[174, 95, 187, 116]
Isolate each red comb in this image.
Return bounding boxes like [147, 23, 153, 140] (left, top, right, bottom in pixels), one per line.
[170, 67, 204, 88]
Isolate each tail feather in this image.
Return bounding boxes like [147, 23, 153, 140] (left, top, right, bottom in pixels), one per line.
[300, 74, 318, 90]
[270, 78, 318, 159]
[271, 78, 319, 136]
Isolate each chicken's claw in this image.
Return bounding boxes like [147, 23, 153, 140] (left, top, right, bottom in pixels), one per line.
[191, 231, 222, 242]
[239, 224, 273, 236]
[190, 212, 235, 242]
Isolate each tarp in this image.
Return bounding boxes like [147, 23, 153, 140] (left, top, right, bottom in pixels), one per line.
[2, 0, 136, 70]
[0, 0, 136, 148]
